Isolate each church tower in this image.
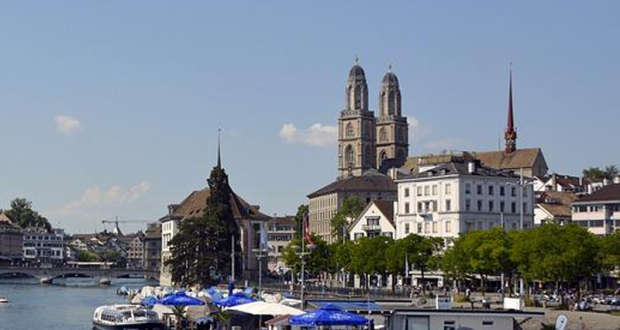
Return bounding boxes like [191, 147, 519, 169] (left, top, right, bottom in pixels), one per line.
[505, 68, 517, 154]
[338, 61, 377, 179]
[376, 68, 409, 168]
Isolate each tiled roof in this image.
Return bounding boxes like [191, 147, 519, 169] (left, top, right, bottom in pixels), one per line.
[169, 187, 271, 222]
[308, 170, 396, 198]
[398, 161, 518, 181]
[574, 184, 620, 203]
[473, 148, 543, 170]
[271, 216, 295, 225]
[538, 203, 572, 218]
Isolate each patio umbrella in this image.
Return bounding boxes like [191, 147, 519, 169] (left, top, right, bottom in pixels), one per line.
[141, 295, 160, 307]
[228, 301, 304, 316]
[289, 303, 369, 326]
[213, 292, 256, 307]
[159, 292, 206, 306]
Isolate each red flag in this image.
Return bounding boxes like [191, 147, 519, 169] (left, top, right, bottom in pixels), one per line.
[303, 216, 314, 245]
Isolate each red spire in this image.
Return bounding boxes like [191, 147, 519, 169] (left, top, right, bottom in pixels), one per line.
[504, 65, 517, 154]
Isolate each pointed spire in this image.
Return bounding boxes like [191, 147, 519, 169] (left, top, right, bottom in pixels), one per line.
[504, 63, 518, 154]
[217, 128, 222, 168]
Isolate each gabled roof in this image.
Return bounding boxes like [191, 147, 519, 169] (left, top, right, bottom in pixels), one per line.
[574, 184, 620, 204]
[166, 187, 271, 222]
[349, 200, 396, 231]
[270, 216, 295, 225]
[308, 170, 396, 198]
[473, 148, 544, 170]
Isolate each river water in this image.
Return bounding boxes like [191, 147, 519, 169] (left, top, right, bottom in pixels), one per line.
[0, 278, 157, 330]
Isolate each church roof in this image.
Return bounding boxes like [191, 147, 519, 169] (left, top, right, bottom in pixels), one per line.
[308, 171, 396, 198]
[167, 187, 271, 222]
[473, 148, 544, 170]
[382, 72, 399, 85]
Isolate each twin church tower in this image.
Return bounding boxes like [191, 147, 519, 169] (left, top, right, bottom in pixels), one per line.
[338, 61, 409, 179]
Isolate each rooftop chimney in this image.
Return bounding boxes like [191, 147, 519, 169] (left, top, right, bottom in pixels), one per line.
[468, 162, 476, 174]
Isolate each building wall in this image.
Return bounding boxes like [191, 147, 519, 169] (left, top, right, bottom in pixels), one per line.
[22, 229, 65, 264]
[349, 203, 396, 240]
[396, 174, 535, 242]
[266, 219, 295, 272]
[572, 202, 620, 235]
[0, 226, 23, 259]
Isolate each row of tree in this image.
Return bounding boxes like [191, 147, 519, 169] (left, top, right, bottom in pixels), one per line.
[582, 164, 619, 181]
[283, 223, 620, 294]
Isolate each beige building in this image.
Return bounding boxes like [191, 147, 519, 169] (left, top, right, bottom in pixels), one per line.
[308, 170, 397, 243]
[0, 213, 23, 262]
[160, 183, 271, 285]
[572, 181, 620, 235]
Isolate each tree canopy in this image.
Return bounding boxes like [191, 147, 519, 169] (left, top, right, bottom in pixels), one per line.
[582, 165, 619, 180]
[2, 198, 52, 231]
[330, 196, 366, 242]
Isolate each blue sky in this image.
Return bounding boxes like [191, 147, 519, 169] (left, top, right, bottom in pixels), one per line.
[0, 1, 618, 233]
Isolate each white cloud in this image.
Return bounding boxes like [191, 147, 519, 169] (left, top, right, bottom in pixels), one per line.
[54, 115, 82, 135]
[49, 181, 151, 218]
[279, 123, 337, 146]
[408, 115, 433, 144]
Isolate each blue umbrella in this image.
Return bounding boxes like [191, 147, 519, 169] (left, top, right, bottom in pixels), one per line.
[207, 287, 223, 301]
[213, 292, 256, 307]
[141, 295, 159, 307]
[289, 304, 369, 326]
[159, 292, 206, 306]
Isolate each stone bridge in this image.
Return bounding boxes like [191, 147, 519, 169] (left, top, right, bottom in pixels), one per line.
[0, 266, 159, 284]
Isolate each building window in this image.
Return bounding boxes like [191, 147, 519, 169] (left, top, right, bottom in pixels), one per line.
[524, 202, 528, 212]
[500, 201, 505, 213]
[511, 202, 517, 213]
[432, 222, 438, 233]
[379, 127, 387, 142]
[511, 187, 517, 197]
[445, 221, 452, 233]
[445, 184, 451, 195]
[445, 200, 451, 212]
[417, 186, 423, 196]
[345, 145, 355, 167]
[489, 201, 494, 212]
[404, 188, 410, 197]
[417, 223, 423, 233]
[488, 185, 494, 195]
[346, 122, 354, 138]
[477, 200, 483, 212]
[500, 185, 505, 196]
[477, 184, 483, 195]
[424, 186, 430, 196]
[417, 202, 423, 213]
[405, 203, 410, 214]
[424, 222, 430, 233]
[405, 223, 410, 234]
[465, 199, 471, 211]
[432, 185, 437, 196]
[465, 183, 471, 194]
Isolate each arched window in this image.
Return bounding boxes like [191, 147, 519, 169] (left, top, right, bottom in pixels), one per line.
[380, 150, 388, 163]
[388, 91, 395, 115]
[354, 85, 362, 109]
[345, 145, 355, 167]
[379, 127, 387, 143]
[346, 123, 354, 138]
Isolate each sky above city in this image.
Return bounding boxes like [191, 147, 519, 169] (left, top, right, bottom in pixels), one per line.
[0, 1, 618, 233]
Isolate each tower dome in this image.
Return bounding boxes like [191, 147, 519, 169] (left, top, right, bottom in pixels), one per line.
[382, 71, 399, 86]
[349, 64, 366, 79]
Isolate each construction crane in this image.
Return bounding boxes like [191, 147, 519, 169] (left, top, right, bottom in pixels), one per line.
[101, 217, 153, 236]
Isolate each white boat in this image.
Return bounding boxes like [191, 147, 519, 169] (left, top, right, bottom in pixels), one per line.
[0, 297, 7, 303]
[93, 304, 164, 330]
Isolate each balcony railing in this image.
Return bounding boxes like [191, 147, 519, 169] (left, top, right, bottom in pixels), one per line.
[362, 224, 381, 232]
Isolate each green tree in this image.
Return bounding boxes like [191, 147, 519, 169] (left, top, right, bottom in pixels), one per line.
[293, 204, 308, 241]
[511, 224, 600, 296]
[330, 196, 366, 243]
[599, 231, 620, 272]
[4, 198, 52, 231]
[76, 250, 100, 262]
[583, 165, 619, 180]
[391, 234, 443, 295]
[282, 234, 331, 277]
[348, 236, 393, 289]
[166, 164, 239, 287]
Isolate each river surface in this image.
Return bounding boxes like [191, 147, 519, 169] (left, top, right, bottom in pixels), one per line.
[0, 278, 157, 330]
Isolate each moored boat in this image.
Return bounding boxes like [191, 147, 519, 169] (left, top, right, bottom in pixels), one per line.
[0, 297, 7, 303]
[93, 304, 164, 330]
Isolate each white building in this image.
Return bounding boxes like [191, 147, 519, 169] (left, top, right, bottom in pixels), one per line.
[395, 160, 535, 243]
[534, 191, 577, 226]
[349, 200, 396, 240]
[266, 216, 295, 273]
[572, 180, 620, 235]
[22, 228, 66, 265]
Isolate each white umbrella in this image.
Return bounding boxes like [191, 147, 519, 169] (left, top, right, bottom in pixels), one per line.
[228, 301, 304, 316]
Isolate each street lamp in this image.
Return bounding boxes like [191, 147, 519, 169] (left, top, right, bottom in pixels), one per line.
[253, 247, 269, 329]
[293, 241, 316, 310]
